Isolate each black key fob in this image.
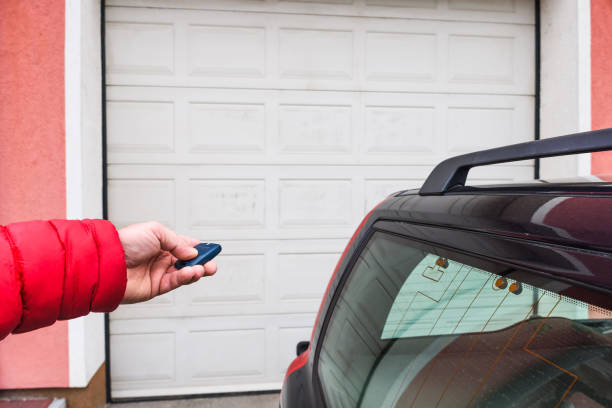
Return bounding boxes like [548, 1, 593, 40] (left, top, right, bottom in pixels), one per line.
[174, 243, 222, 269]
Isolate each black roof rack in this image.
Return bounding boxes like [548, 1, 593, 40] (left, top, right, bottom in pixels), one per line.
[419, 128, 612, 196]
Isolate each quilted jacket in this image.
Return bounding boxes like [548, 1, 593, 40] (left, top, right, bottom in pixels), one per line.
[0, 219, 127, 340]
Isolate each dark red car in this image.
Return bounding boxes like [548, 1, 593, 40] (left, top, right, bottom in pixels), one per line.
[281, 130, 612, 408]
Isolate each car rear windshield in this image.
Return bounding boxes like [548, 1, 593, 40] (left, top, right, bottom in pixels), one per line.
[318, 231, 612, 408]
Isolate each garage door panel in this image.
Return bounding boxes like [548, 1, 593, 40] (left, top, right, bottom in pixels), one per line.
[444, 25, 534, 90]
[187, 25, 266, 78]
[277, 104, 353, 153]
[113, 286, 322, 318]
[188, 179, 266, 228]
[107, 162, 440, 179]
[110, 315, 318, 344]
[189, 253, 267, 304]
[365, 31, 436, 82]
[106, 21, 175, 75]
[111, 332, 176, 384]
[279, 179, 354, 226]
[278, 252, 341, 301]
[448, 106, 515, 151]
[187, 329, 267, 379]
[279, 28, 354, 80]
[364, 106, 436, 154]
[449, 0, 515, 13]
[107, 87, 533, 165]
[107, 167, 533, 246]
[188, 103, 266, 153]
[108, 179, 176, 229]
[107, 100, 175, 153]
[110, 314, 317, 397]
[107, 0, 534, 25]
[106, 7, 533, 94]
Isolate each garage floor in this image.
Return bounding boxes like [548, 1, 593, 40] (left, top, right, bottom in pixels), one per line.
[110, 393, 279, 408]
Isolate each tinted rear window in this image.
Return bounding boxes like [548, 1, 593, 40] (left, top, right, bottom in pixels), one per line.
[318, 232, 612, 408]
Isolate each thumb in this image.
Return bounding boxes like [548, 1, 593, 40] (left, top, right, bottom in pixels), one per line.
[152, 222, 197, 260]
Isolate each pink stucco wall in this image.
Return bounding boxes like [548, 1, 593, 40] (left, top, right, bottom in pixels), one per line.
[0, 0, 69, 388]
[591, 0, 612, 175]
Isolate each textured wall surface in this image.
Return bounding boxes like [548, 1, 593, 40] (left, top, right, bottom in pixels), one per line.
[591, 0, 612, 174]
[0, 0, 69, 388]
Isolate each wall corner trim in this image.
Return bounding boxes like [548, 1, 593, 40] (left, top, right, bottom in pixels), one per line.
[65, 0, 105, 388]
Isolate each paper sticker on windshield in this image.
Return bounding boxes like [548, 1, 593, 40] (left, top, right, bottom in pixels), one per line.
[380, 254, 586, 340]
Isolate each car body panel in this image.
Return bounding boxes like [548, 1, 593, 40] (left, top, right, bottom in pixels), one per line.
[281, 186, 612, 407]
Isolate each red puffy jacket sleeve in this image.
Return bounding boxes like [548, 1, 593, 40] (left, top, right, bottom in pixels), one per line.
[0, 219, 127, 340]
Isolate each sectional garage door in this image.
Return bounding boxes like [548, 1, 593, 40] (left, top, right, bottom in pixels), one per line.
[105, 0, 535, 398]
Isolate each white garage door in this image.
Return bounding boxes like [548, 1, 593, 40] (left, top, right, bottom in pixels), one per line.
[105, 0, 535, 398]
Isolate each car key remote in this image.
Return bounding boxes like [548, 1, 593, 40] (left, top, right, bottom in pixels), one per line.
[174, 243, 222, 269]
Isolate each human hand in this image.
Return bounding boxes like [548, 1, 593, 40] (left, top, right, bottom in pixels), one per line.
[118, 222, 217, 303]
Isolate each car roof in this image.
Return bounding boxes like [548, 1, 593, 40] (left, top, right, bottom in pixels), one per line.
[377, 186, 612, 251]
[374, 130, 612, 253]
